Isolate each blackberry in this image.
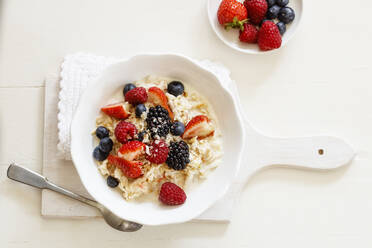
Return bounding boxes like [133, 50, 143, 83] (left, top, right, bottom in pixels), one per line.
[166, 141, 190, 170]
[146, 106, 171, 138]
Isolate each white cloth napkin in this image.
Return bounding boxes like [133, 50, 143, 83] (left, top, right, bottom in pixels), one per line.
[57, 53, 235, 160]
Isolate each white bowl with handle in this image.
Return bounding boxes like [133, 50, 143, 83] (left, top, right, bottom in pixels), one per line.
[71, 53, 354, 226]
[207, 0, 304, 54]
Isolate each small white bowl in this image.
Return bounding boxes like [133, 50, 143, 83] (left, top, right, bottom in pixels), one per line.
[207, 0, 303, 54]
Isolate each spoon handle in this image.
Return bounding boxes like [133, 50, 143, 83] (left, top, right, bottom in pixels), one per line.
[7, 163, 100, 209]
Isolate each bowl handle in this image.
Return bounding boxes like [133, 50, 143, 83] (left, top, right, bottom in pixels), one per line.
[227, 80, 355, 181]
[251, 135, 355, 172]
[227, 133, 355, 207]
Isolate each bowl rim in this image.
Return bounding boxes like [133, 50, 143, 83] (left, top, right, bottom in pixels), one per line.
[206, 0, 304, 55]
[70, 53, 247, 225]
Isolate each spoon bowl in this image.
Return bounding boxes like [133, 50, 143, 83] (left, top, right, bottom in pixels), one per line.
[100, 207, 142, 232]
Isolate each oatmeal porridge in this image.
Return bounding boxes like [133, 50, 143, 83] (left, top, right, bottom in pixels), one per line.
[92, 75, 223, 205]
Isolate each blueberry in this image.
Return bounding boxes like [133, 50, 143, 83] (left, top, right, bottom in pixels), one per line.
[278, 7, 295, 24]
[267, 5, 281, 19]
[267, 0, 276, 7]
[123, 83, 136, 96]
[276, 22, 286, 35]
[276, 0, 289, 7]
[167, 81, 184, 97]
[96, 126, 109, 139]
[107, 176, 119, 188]
[170, 121, 185, 136]
[137, 131, 146, 142]
[93, 147, 109, 161]
[135, 104, 147, 118]
[98, 137, 113, 153]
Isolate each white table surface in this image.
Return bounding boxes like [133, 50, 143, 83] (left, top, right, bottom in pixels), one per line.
[1, 0, 372, 247]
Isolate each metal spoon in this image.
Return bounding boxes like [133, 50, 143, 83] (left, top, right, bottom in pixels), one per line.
[7, 163, 142, 232]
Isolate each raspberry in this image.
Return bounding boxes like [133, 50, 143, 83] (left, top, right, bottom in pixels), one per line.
[114, 121, 137, 144]
[244, 0, 267, 25]
[125, 87, 148, 105]
[159, 182, 186, 205]
[258, 20, 282, 51]
[166, 141, 190, 170]
[239, 23, 258, 43]
[146, 106, 171, 138]
[146, 140, 169, 164]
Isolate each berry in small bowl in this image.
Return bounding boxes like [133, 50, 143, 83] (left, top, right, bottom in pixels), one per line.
[207, 0, 303, 53]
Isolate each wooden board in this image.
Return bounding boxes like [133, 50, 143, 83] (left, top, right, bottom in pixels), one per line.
[41, 75, 355, 223]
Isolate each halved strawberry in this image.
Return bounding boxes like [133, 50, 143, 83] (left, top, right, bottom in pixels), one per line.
[101, 102, 129, 119]
[148, 87, 174, 120]
[182, 115, 215, 139]
[118, 141, 146, 161]
[108, 155, 143, 179]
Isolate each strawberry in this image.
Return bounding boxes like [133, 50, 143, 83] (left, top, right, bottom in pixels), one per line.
[125, 87, 148, 105]
[108, 155, 143, 179]
[114, 121, 137, 144]
[244, 0, 268, 25]
[239, 23, 258, 43]
[159, 182, 186, 206]
[146, 140, 169, 164]
[101, 102, 129, 119]
[148, 87, 174, 120]
[217, 0, 248, 29]
[118, 140, 146, 161]
[182, 115, 214, 140]
[257, 20, 282, 51]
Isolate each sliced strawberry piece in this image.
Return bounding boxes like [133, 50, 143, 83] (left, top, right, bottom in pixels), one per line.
[182, 115, 215, 140]
[101, 102, 129, 119]
[118, 141, 146, 161]
[148, 87, 174, 120]
[108, 155, 143, 179]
